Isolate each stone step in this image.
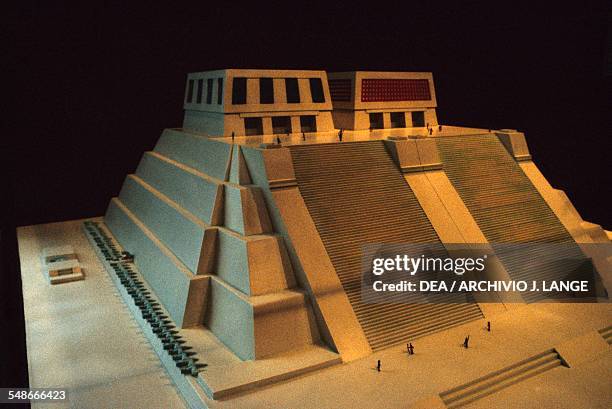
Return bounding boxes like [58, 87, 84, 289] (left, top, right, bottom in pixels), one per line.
[441, 349, 562, 408]
[364, 307, 482, 342]
[598, 325, 612, 344]
[369, 312, 484, 351]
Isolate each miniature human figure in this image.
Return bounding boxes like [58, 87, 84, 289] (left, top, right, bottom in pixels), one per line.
[438, 125, 442, 132]
[426, 122, 429, 129]
[429, 127, 433, 135]
[276, 136, 281, 145]
[231, 131, 235, 142]
[408, 343, 414, 355]
[338, 128, 344, 142]
[302, 132, 306, 141]
[463, 335, 470, 349]
[376, 360, 381, 372]
[487, 321, 491, 332]
[121, 251, 134, 263]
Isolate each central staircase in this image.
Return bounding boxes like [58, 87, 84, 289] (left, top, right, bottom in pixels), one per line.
[289, 141, 483, 351]
[437, 134, 597, 302]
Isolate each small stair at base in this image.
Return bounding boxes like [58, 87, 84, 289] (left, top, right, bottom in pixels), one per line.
[598, 325, 612, 344]
[289, 141, 483, 351]
[439, 349, 564, 408]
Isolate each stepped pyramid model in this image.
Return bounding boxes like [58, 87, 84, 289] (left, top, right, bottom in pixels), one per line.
[103, 69, 611, 366]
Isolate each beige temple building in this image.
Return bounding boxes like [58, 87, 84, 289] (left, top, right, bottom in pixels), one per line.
[18, 68, 612, 409]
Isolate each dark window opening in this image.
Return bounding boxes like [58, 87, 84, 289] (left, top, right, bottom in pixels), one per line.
[186, 79, 194, 103]
[390, 112, 406, 128]
[206, 78, 213, 104]
[300, 116, 316, 133]
[196, 79, 204, 104]
[309, 78, 325, 103]
[260, 78, 274, 104]
[232, 77, 247, 104]
[411, 111, 425, 127]
[285, 78, 300, 103]
[272, 116, 291, 134]
[369, 113, 384, 129]
[217, 78, 223, 104]
[244, 117, 263, 136]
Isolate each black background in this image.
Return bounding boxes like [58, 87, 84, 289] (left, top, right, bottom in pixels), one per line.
[2, 3, 611, 393]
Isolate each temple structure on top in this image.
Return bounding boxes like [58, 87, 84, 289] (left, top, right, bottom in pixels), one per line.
[328, 71, 438, 130]
[181, 69, 442, 136]
[182, 69, 335, 136]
